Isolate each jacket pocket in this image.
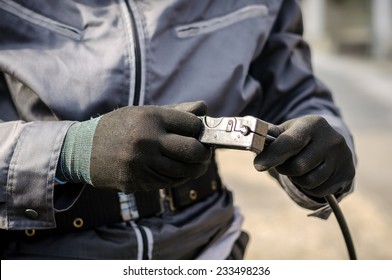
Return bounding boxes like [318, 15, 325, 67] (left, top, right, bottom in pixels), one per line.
[0, 0, 83, 40]
[175, 4, 269, 38]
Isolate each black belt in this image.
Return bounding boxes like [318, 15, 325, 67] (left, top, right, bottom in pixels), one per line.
[2, 160, 222, 240]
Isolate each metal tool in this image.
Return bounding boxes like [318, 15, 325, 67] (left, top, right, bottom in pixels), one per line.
[198, 116, 275, 153]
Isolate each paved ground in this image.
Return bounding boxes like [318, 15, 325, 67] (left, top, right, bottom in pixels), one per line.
[215, 50, 392, 260]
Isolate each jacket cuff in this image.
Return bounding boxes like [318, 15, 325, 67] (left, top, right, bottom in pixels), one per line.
[277, 173, 353, 219]
[3, 121, 75, 230]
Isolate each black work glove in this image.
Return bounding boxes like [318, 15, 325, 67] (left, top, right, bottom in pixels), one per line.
[58, 101, 212, 194]
[253, 115, 355, 198]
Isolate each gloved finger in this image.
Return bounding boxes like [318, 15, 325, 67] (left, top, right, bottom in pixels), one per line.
[288, 160, 331, 190]
[127, 156, 204, 191]
[274, 143, 325, 177]
[166, 100, 208, 116]
[298, 180, 348, 198]
[160, 134, 212, 163]
[132, 167, 189, 190]
[295, 153, 354, 198]
[151, 158, 210, 180]
[162, 108, 203, 138]
[254, 131, 309, 171]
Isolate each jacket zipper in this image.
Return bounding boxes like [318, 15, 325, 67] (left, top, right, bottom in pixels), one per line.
[124, 0, 142, 106]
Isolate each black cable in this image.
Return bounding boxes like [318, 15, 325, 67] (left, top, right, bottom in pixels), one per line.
[325, 194, 357, 260]
[264, 133, 357, 259]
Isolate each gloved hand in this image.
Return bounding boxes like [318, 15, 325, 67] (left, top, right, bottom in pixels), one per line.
[57, 101, 212, 193]
[253, 115, 355, 198]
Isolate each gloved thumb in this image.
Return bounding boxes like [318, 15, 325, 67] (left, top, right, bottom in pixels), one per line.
[253, 122, 284, 171]
[167, 100, 208, 116]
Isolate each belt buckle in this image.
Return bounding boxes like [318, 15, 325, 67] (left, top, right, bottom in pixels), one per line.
[160, 188, 177, 212]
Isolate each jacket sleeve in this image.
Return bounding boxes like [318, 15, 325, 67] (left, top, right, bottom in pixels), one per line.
[0, 76, 75, 230]
[250, 0, 356, 218]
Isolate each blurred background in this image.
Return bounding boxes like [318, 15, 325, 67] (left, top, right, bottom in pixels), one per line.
[216, 0, 392, 260]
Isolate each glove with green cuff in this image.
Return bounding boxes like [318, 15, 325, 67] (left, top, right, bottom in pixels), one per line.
[57, 101, 212, 193]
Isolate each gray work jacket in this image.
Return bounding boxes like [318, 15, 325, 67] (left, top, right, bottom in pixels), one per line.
[0, 0, 354, 259]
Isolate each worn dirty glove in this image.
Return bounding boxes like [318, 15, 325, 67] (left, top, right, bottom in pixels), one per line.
[57, 101, 212, 193]
[253, 115, 355, 198]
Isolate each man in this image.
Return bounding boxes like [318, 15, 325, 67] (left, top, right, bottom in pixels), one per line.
[0, 0, 355, 259]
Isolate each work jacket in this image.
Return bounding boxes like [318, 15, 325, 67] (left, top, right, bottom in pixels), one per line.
[0, 0, 354, 259]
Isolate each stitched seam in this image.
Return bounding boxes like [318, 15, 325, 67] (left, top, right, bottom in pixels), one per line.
[46, 123, 73, 225]
[175, 4, 269, 38]
[0, 0, 83, 40]
[6, 124, 31, 228]
[129, 1, 148, 105]
[119, 0, 136, 105]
